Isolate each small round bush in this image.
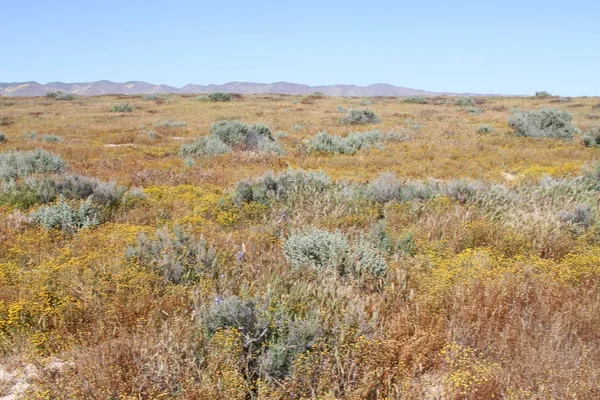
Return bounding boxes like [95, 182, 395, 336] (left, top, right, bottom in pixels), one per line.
[283, 227, 348, 272]
[0, 132, 5, 143]
[341, 109, 380, 125]
[477, 125, 495, 134]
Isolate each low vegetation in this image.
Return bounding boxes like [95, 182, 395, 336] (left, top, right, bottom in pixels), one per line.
[0, 93, 599, 398]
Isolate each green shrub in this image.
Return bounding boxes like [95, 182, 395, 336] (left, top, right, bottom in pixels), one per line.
[0, 179, 47, 210]
[45, 92, 58, 98]
[360, 99, 373, 106]
[477, 124, 495, 134]
[0, 132, 5, 143]
[110, 103, 132, 113]
[31, 197, 100, 234]
[508, 108, 577, 139]
[126, 227, 217, 284]
[454, 97, 475, 107]
[341, 109, 380, 125]
[291, 123, 303, 131]
[234, 168, 332, 205]
[336, 106, 348, 113]
[0, 149, 66, 181]
[208, 92, 232, 102]
[403, 96, 428, 104]
[535, 91, 552, 98]
[582, 125, 600, 147]
[42, 134, 62, 143]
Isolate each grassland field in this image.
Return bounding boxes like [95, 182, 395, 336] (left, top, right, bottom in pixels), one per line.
[0, 93, 599, 399]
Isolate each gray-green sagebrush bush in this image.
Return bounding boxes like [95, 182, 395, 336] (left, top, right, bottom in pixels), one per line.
[0, 149, 66, 181]
[0, 174, 126, 210]
[181, 120, 284, 157]
[234, 168, 332, 206]
[282, 227, 387, 278]
[31, 196, 100, 234]
[0, 132, 6, 143]
[126, 227, 217, 284]
[306, 130, 410, 155]
[340, 109, 380, 125]
[508, 108, 577, 139]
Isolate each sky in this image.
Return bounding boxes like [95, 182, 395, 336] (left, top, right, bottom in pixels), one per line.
[1, 0, 599, 96]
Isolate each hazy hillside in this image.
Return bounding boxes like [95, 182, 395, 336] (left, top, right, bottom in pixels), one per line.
[0, 80, 465, 97]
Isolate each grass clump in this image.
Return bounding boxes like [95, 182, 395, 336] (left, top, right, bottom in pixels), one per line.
[208, 92, 232, 102]
[181, 120, 284, 158]
[110, 103, 132, 113]
[153, 120, 186, 128]
[508, 108, 577, 139]
[403, 96, 429, 104]
[43, 134, 62, 143]
[306, 130, 409, 155]
[341, 109, 380, 125]
[0, 149, 66, 181]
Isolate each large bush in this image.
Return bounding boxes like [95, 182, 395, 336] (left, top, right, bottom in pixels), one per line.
[181, 120, 284, 158]
[340, 109, 380, 125]
[0, 149, 66, 181]
[508, 108, 577, 139]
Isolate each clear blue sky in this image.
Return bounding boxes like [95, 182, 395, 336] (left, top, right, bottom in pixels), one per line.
[1, 0, 599, 95]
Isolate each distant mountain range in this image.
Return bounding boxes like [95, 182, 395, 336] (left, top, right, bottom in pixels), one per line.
[0, 80, 482, 97]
